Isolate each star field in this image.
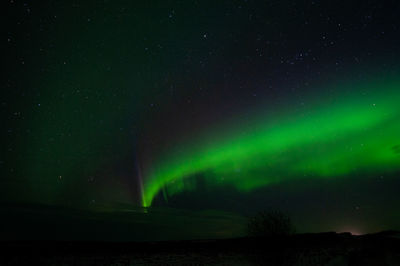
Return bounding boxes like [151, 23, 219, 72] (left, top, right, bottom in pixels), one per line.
[2, 0, 400, 237]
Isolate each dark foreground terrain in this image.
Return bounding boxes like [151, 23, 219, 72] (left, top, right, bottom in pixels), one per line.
[1, 231, 400, 265]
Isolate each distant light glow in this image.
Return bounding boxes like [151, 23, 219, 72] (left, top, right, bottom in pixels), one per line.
[339, 229, 363, 236]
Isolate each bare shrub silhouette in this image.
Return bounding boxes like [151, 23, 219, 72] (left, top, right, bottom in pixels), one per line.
[247, 210, 295, 237]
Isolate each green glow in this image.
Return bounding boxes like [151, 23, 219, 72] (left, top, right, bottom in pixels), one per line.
[141, 78, 400, 207]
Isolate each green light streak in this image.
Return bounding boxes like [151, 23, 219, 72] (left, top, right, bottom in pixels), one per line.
[141, 78, 400, 207]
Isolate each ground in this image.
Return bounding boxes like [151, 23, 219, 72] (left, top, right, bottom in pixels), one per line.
[1, 231, 400, 265]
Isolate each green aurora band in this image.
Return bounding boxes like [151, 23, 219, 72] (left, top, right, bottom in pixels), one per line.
[141, 78, 400, 207]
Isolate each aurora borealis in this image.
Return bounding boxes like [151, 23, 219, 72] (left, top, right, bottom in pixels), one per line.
[2, 0, 400, 240]
[142, 79, 400, 207]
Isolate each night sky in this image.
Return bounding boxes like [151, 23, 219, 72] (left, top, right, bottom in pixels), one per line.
[2, 0, 400, 240]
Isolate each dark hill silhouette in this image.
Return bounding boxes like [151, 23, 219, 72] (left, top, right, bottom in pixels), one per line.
[1, 231, 400, 265]
[1, 202, 399, 265]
